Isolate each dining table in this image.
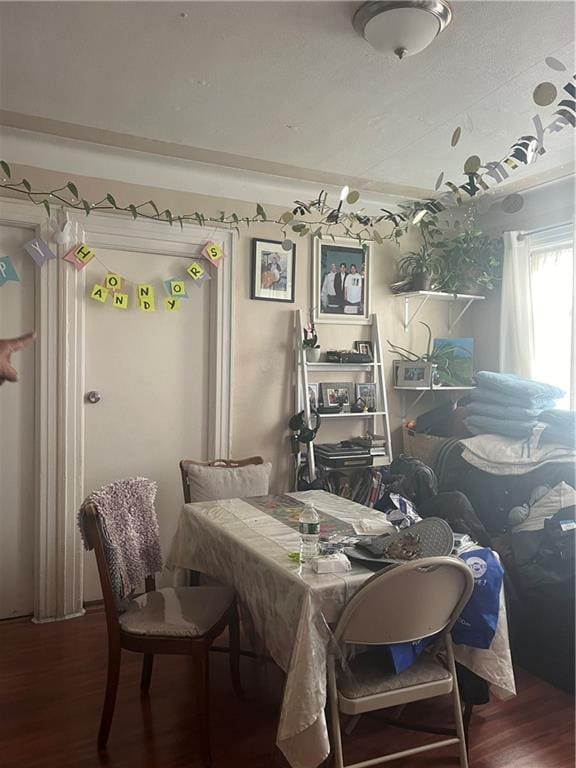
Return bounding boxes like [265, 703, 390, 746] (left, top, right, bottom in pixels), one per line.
[166, 489, 516, 768]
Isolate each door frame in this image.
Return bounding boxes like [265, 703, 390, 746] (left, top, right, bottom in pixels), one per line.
[0, 200, 234, 621]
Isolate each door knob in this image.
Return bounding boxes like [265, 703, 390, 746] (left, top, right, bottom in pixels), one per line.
[86, 390, 101, 404]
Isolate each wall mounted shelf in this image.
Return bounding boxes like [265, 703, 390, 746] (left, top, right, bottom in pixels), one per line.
[395, 384, 474, 420]
[394, 291, 485, 332]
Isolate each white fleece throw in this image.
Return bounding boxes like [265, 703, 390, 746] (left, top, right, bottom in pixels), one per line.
[78, 477, 162, 599]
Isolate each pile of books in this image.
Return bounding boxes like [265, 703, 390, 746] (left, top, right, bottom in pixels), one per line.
[350, 434, 388, 459]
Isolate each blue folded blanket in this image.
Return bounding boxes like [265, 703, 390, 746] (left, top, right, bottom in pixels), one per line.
[469, 387, 556, 411]
[464, 414, 538, 439]
[539, 409, 576, 448]
[475, 371, 565, 401]
[466, 400, 542, 421]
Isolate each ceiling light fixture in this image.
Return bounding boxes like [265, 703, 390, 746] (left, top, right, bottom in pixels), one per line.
[353, 1, 453, 59]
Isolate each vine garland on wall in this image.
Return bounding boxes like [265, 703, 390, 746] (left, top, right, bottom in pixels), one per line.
[0, 65, 573, 249]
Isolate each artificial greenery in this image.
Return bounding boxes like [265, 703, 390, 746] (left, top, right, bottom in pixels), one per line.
[0, 160, 405, 249]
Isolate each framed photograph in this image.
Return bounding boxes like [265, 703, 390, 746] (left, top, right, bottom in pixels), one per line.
[307, 383, 319, 410]
[320, 382, 354, 408]
[313, 237, 371, 324]
[251, 238, 295, 302]
[394, 360, 434, 389]
[354, 340, 374, 360]
[356, 382, 377, 410]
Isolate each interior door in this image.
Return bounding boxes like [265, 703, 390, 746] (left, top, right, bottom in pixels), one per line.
[82, 243, 210, 601]
[0, 223, 36, 618]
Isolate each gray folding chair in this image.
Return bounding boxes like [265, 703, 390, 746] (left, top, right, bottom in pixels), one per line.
[327, 556, 474, 768]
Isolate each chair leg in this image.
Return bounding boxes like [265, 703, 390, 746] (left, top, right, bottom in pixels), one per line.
[452, 684, 470, 768]
[327, 658, 345, 768]
[140, 653, 154, 694]
[193, 652, 212, 768]
[228, 603, 244, 700]
[98, 645, 121, 751]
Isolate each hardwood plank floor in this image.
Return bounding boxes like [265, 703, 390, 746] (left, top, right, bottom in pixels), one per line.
[0, 612, 573, 768]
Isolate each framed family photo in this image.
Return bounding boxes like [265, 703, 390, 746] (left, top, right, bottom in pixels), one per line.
[320, 382, 354, 409]
[251, 238, 295, 302]
[313, 237, 371, 324]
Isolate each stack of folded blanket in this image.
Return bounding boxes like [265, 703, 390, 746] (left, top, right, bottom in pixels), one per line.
[539, 409, 576, 448]
[464, 371, 566, 440]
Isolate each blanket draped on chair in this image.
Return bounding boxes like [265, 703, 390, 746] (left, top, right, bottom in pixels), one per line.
[78, 477, 162, 600]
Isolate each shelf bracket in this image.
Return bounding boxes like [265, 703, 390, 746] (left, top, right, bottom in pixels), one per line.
[448, 298, 475, 334]
[403, 294, 432, 331]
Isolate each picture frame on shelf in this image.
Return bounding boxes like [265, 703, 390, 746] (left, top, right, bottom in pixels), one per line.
[250, 238, 295, 302]
[355, 382, 377, 411]
[394, 360, 434, 388]
[354, 340, 374, 360]
[307, 383, 319, 410]
[313, 237, 371, 324]
[320, 382, 354, 410]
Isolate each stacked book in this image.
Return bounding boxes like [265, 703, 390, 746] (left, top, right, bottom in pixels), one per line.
[350, 434, 388, 459]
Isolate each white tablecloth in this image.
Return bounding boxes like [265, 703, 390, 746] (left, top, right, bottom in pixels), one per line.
[166, 490, 515, 768]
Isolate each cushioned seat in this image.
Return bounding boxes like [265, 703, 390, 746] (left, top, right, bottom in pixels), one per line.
[338, 649, 451, 699]
[119, 586, 235, 637]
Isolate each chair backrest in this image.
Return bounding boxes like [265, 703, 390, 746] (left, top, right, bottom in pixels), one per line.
[81, 503, 123, 640]
[334, 556, 474, 646]
[179, 456, 265, 503]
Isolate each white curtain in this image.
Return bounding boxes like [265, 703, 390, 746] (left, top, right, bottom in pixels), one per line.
[499, 231, 535, 378]
[500, 227, 575, 409]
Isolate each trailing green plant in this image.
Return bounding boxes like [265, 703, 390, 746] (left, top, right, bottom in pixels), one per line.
[436, 228, 504, 294]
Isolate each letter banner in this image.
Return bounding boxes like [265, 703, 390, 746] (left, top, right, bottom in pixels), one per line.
[105, 273, 123, 291]
[90, 284, 109, 303]
[202, 241, 224, 267]
[24, 238, 57, 267]
[164, 278, 188, 298]
[63, 243, 95, 271]
[186, 261, 205, 281]
[0, 256, 20, 286]
[112, 293, 129, 309]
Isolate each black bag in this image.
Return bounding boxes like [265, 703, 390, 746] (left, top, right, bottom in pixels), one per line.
[389, 456, 438, 507]
[512, 504, 576, 591]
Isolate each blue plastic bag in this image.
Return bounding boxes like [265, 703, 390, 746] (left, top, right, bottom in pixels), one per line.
[452, 548, 503, 649]
[388, 636, 435, 674]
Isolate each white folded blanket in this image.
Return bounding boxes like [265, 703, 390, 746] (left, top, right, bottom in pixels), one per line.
[460, 433, 576, 476]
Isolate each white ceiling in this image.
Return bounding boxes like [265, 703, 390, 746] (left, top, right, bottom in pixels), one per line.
[0, 1, 574, 195]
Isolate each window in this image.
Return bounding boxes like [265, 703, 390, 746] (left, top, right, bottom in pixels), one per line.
[528, 225, 574, 409]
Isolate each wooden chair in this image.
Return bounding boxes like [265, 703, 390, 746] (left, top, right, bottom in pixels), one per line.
[327, 557, 474, 768]
[82, 503, 242, 767]
[179, 456, 265, 504]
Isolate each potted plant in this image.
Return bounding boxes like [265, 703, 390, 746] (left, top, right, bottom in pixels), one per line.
[388, 322, 473, 387]
[436, 229, 504, 295]
[398, 245, 442, 291]
[303, 309, 321, 362]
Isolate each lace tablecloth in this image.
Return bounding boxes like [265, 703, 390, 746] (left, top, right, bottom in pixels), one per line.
[166, 490, 515, 768]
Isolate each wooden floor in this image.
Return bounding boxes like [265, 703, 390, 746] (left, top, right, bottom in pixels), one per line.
[0, 611, 573, 768]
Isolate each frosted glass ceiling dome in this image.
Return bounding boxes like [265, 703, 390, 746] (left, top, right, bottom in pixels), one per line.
[353, 1, 453, 59]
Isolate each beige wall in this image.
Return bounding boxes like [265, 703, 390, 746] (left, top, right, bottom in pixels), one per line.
[3, 164, 473, 493]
